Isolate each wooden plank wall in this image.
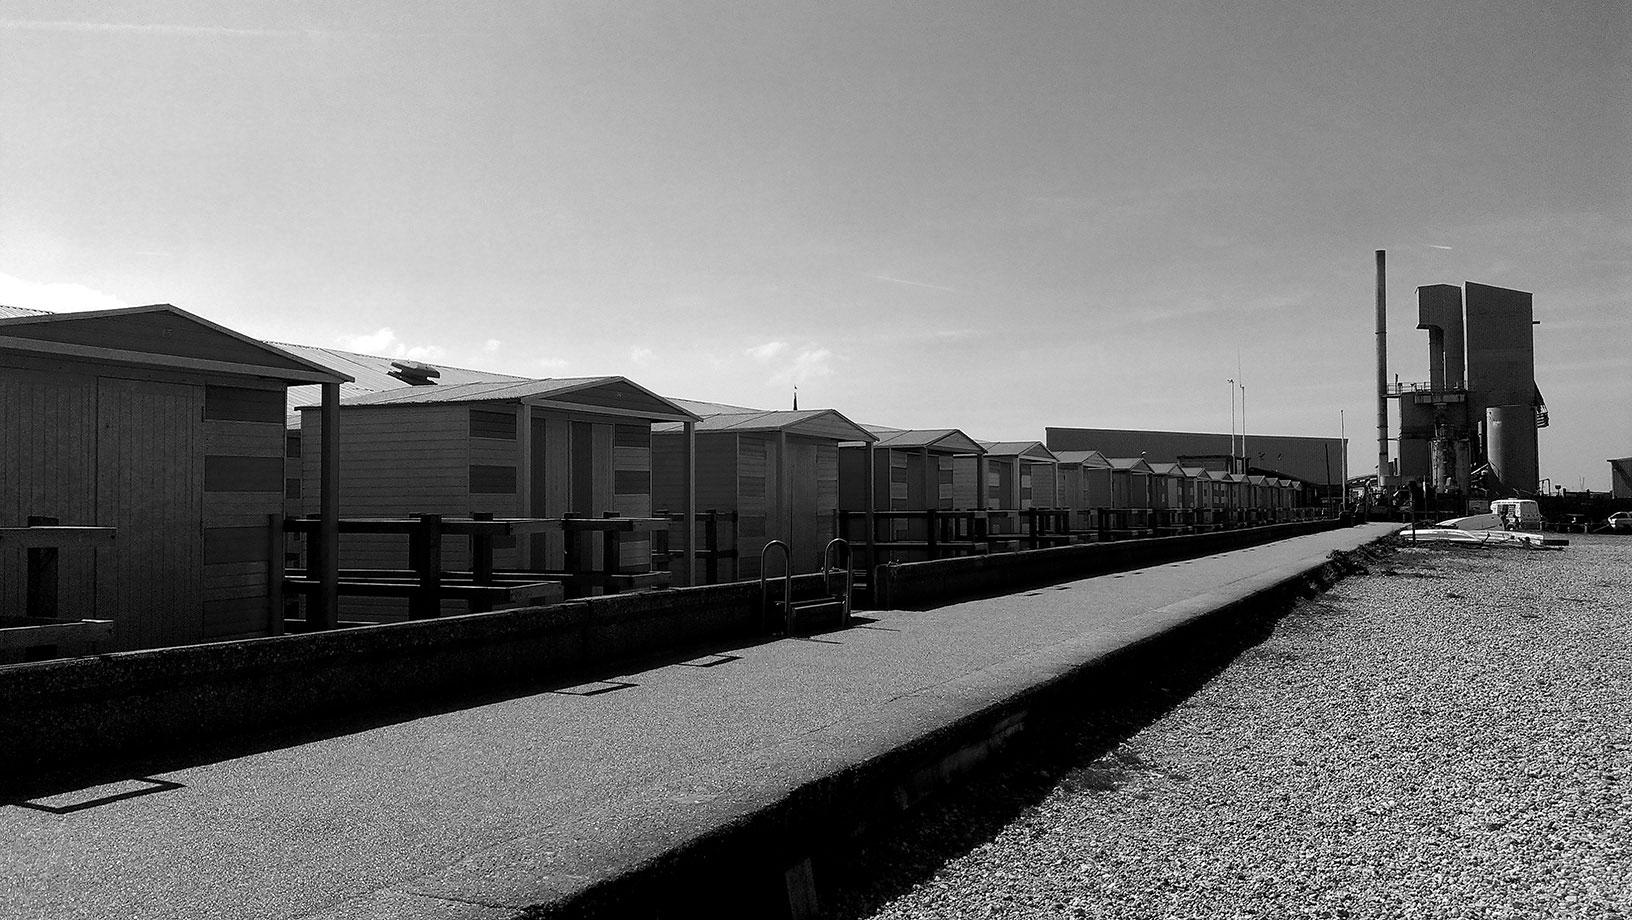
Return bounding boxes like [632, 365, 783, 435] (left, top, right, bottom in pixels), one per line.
[737, 435, 768, 580]
[201, 383, 285, 640]
[302, 404, 478, 621]
[653, 431, 739, 582]
[951, 455, 978, 509]
[0, 366, 98, 618]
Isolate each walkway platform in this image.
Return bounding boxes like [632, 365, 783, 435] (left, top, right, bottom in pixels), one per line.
[1, 523, 1400, 920]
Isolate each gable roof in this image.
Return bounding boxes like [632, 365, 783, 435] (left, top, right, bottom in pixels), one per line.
[866, 428, 985, 454]
[978, 440, 1057, 461]
[0, 304, 349, 385]
[320, 375, 697, 422]
[1052, 449, 1112, 469]
[655, 408, 875, 442]
[1107, 457, 1157, 474]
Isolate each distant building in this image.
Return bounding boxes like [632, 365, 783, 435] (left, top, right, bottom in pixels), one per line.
[1612, 457, 1632, 500]
[1393, 281, 1547, 495]
[1045, 428, 1345, 487]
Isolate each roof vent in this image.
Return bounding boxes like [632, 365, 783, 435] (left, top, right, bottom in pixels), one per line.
[388, 360, 441, 386]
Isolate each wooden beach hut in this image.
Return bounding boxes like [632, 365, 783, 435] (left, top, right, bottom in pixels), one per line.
[837, 427, 986, 559]
[838, 427, 984, 514]
[0, 305, 349, 651]
[1052, 449, 1112, 533]
[953, 441, 1057, 511]
[652, 406, 874, 581]
[296, 376, 699, 615]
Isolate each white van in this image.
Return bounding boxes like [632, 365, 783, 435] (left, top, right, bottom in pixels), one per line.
[1489, 499, 1543, 531]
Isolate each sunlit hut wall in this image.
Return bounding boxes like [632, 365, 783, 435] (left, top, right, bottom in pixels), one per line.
[1052, 450, 1114, 523]
[297, 377, 695, 619]
[839, 428, 985, 543]
[953, 441, 1058, 513]
[1146, 461, 1188, 511]
[0, 305, 348, 649]
[653, 407, 875, 581]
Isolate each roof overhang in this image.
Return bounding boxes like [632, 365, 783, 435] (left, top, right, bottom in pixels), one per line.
[0, 304, 351, 385]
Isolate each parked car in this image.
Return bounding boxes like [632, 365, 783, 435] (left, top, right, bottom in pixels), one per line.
[1607, 512, 1632, 533]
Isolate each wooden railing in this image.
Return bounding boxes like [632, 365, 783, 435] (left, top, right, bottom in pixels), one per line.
[281, 512, 670, 625]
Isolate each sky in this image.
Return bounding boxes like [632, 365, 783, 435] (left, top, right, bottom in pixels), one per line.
[2, 1, 1627, 489]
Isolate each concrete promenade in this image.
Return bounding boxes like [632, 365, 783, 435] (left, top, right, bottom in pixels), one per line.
[1, 523, 1399, 920]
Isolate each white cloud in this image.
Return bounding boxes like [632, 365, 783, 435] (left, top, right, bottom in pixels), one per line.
[629, 346, 655, 366]
[482, 339, 502, 353]
[746, 341, 788, 362]
[336, 327, 447, 362]
[0, 272, 131, 313]
[769, 347, 836, 387]
[536, 357, 570, 372]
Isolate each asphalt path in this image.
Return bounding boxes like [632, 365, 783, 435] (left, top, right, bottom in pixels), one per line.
[1, 523, 1398, 920]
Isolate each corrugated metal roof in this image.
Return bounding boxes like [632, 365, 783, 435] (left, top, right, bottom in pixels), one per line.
[655, 408, 875, 442]
[335, 377, 616, 406]
[277, 342, 529, 425]
[666, 396, 766, 417]
[0, 305, 53, 319]
[870, 428, 985, 453]
[1107, 457, 1156, 473]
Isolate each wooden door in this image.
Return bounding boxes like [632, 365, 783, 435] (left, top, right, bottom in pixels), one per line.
[96, 377, 203, 650]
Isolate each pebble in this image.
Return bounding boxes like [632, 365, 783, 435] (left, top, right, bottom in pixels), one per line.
[837, 534, 1632, 919]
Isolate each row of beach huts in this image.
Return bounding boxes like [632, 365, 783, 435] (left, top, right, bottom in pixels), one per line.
[1, 305, 1330, 655]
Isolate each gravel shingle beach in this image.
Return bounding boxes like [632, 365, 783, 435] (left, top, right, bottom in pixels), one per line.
[836, 534, 1632, 919]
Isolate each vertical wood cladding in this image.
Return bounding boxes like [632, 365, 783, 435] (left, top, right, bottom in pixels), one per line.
[0, 366, 98, 618]
[4, 365, 286, 645]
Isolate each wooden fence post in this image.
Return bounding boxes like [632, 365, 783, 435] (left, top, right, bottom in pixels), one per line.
[25, 515, 58, 619]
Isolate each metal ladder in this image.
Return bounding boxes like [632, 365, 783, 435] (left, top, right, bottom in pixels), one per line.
[758, 539, 853, 635]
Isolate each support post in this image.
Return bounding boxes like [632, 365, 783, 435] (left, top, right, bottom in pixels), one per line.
[267, 513, 285, 635]
[683, 420, 696, 586]
[864, 442, 877, 578]
[315, 381, 341, 631]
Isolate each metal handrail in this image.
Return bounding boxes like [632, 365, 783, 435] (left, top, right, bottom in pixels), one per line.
[758, 540, 791, 635]
[822, 538, 852, 626]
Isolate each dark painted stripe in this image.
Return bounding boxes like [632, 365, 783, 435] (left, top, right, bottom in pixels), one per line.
[205, 455, 285, 492]
[470, 464, 517, 494]
[614, 469, 650, 495]
[205, 385, 285, 423]
[205, 526, 268, 564]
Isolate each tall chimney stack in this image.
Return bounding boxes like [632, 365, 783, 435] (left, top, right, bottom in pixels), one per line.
[1376, 250, 1390, 489]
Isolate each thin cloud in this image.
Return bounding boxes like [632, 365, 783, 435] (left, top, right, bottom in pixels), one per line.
[536, 357, 570, 372]
[0, 272, 130, 313]
[868, 274, 959, 294]
[629, 346, 654, 366]
[482, 339, 502, 354]
[336, 327, 446, 363]
[745, 341, 788, 362]
[1427, 244, 1454, 250]
[769, 347, 836, 388]
[0, 19, 315, 38]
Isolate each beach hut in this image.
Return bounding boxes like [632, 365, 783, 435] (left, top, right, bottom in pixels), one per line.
[0, 305, 349, 650]
[953, 441, 1057, 511]
[838, 427, 986, 559]
[296, 377, 699, 613]
[1052, 449, 1112, 533]
[839, 427, 984, 513]
[652, 406, 874, 581]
